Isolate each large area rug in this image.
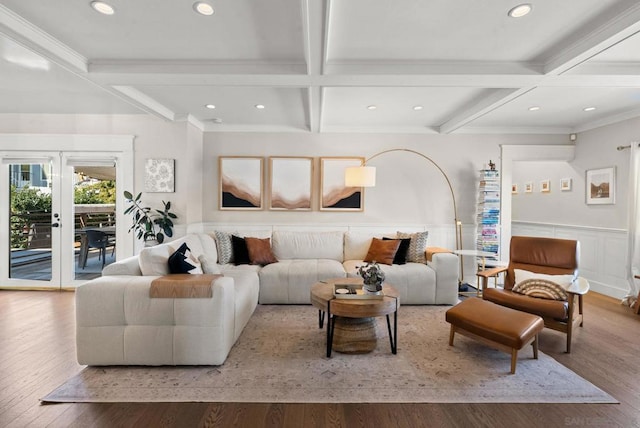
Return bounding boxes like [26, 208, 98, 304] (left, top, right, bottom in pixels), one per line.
[43, 305, 616, 404]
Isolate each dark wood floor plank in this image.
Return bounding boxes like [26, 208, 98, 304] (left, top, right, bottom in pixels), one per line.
[1, 290, 639, 427]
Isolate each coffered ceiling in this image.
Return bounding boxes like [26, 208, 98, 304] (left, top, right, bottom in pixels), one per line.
[2, 1, 640, 134]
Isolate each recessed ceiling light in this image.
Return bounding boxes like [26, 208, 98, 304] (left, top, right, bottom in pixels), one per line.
[508, 4, 532, 18]
[205, 104, 216, 109]
[255, 104, 265, 109]
[193, 2, 214, 16]
[528, 106, 540, 111]
[90, 1, 115, 15]
[583, 107, 596, 112]
[367, 105, 377, 110]
[413, 105, 423, 111]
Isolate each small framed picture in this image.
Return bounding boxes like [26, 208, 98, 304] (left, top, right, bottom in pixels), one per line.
[586, 167, 615, 205]
[561, 178, 572, 191]
[511, 184, 518, 194]
[524, 182, 533, 193]
[540, 179, 550, 193]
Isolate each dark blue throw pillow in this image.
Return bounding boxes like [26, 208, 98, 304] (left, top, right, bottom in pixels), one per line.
[231, 235, 250, 265]
[168, 242, 196, 273]
[382, 237, 411, 265]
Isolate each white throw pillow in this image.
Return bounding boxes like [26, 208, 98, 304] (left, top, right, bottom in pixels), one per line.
[513, 269, 575, 290]
[198, 254, 221, 274]
[139, 244, 172, 276]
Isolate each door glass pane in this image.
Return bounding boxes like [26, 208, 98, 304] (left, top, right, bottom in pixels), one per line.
[73, 164, 116, 280]
[9, 163, 52, 281]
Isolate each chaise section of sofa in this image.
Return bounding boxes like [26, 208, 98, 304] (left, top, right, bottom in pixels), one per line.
[76, 272, 259, 365]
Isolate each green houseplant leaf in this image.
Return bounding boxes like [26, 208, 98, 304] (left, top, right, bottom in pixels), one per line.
[123, 191, 177, 244]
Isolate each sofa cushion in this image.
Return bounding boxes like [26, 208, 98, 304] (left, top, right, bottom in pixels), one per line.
[344, 232, 374, 261]
[364, 238, 400, 265]
[245, 237, 278, 266]
[344, 259, 437, 304]
[272, 230, 344, 261]
[397, 231, 428, 263]
[232, 235, 250, 265]
[258, 259, 346, 303]
[383, 237, 411, 264]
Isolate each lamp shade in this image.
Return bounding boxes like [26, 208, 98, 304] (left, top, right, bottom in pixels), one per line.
[345, 166, 376, 187]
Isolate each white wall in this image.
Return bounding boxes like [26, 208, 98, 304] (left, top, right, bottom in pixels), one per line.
[510, 117, 639, 298]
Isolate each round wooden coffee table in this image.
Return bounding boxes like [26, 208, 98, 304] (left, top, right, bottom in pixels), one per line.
[310, 278, 400, 357]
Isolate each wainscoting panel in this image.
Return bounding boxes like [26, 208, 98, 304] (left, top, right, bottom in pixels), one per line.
[512, 222, 629, 299]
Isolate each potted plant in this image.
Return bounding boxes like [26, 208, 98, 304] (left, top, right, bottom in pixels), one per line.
[123, 191, 177, 244]
[357, 261, 385, 294]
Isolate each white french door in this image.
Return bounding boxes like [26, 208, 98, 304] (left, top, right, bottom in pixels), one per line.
[0, 135, 134, 289]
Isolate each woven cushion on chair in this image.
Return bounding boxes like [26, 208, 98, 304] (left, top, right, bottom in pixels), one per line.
[512, 278, 568, 301]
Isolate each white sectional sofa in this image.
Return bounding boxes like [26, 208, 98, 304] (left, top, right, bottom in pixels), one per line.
[75, 229, 458, 366]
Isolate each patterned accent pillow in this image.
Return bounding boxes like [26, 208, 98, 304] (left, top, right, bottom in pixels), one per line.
[397, 231, 429, 263]
[512, 278, 568, 301]
[214, 231, 234, 264]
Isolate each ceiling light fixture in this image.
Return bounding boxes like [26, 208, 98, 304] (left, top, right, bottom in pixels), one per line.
[528, 106, 540, 111]
[367, 105, 377, 110]
[90, 1, 115, 15]
[205, 104, 216, 109]
[583, 107, 596, 112]
[508, 4, 532, 18]
[255, 104, 265, 109]
[413, 105, 423, 111]
[193, 2, 214, 16]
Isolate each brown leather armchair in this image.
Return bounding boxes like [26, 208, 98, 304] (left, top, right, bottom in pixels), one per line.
[482, 236, 586, 353]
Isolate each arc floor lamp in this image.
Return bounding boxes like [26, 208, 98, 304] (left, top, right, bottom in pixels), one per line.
[344, 148, 463, 272]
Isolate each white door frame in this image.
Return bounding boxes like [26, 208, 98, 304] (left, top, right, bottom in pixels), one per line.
[500, 144, 576, 260]
[0, 134, 134, 289]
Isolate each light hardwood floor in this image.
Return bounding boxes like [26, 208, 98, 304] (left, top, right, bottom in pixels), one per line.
[1, 290, 639, 428]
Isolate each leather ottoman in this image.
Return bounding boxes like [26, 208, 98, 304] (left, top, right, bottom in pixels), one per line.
[445, 297, 544, 374]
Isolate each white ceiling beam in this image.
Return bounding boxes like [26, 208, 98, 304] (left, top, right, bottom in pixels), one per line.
[110, 86, 176, 121]
[543, 3, 640, 75]
[301, 0, 326, 133]
[438, 88, 533, 134]
[0, 5, 87, 73]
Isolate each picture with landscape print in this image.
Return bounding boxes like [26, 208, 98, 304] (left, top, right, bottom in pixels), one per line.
[320, 157, 364, 211]
[586, 167, 615, 205]
[269, 157, 313, 210]
[219, 157, 263, 210]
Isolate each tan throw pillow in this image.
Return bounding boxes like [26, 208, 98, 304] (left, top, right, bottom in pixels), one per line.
[512, 278, 568, 301]
[364, 238, 401, 265]
[245, 237, 278, 266]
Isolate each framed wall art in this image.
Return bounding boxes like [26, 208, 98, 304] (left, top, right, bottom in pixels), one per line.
[586, 167, 615, 205]
[320, 157, 364, 211]
[524, 182, 533, 193]
[511, 183, 518, 194]
[561, 178, 572, 191]
[218, 156, 263, 210]
[268, 157, 313, 210]
[144, 158, 174, 192]
[540, 179, 550, 193]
